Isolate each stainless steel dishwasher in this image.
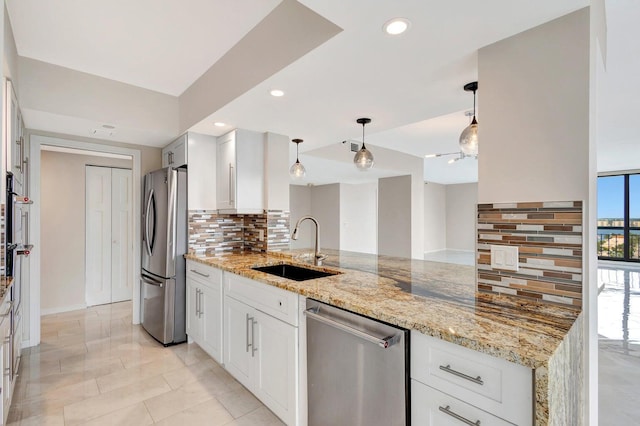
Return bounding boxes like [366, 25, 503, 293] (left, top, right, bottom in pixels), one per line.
[305, 299, 409, 426]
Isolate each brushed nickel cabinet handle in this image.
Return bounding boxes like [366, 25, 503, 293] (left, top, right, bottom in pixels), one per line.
[190, 269, 210, 278]
[439, 405, 481, 426]
[246, 314, 253, 352]
[439, 364, 484, 385]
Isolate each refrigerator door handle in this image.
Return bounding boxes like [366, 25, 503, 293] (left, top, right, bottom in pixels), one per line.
[166, 170, 178, 268]
[141, 274, 164, 288]
[144, 189, 155, 256]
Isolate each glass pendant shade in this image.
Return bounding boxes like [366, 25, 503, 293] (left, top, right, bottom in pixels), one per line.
[354, 146, 374, 170]
[353, 117, 373, 171]
[289, 138, 306, 179]
[459, 116, 478, 156]
[289, 159, 306, 178]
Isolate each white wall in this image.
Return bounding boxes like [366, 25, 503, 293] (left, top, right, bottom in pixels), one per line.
[478, 8, 591, 424]
[378, 175, 411, 258]
[290, 185, 313, 250]
[445, 183, 477, 251]
[340, 182, 377, 254]
[424, 182, 446, 252]
[41, 151, 131, 314]
[18, 57, 179, 146]
[309, 183, 340, 250]
[264, 132, 290, 211]
[307, 143, 424, 258]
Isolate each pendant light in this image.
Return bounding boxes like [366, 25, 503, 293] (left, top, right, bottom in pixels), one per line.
[459, 82, 478, 157]
[353, 118, 374, 170]
[289, 138, 306, 178]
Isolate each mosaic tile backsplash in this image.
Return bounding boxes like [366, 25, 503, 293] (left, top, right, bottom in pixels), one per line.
[477, 201, 583, 308]
[188, 210, 290, 255]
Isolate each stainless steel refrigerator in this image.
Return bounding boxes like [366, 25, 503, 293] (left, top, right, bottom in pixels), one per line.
[141, 167, 187, 345]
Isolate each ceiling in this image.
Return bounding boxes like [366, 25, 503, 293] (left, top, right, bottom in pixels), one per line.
[8, 0, 625, 186]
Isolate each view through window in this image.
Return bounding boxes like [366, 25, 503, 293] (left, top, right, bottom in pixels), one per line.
[597, 173, 640, 261]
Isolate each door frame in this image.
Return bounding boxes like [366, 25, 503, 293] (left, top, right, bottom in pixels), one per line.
[29, 134, 142, 348]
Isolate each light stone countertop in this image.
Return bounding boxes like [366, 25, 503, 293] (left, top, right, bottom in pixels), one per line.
[185, 249, 582, 425]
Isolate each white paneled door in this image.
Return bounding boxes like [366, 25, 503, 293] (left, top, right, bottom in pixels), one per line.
[85, 166, 133, 306]
[111, 168, 133, 302]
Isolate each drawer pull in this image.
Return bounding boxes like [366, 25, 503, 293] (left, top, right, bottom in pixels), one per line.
[439, 405, 481, 426]
[439, 364, 484, 385]
[190, 269, 210, 278]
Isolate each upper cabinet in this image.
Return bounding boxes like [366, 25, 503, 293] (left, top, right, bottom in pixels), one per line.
[162, 134, 187, 168]
[162, 132, 217, 211]
[216, 129, 264, 213]
[5, 80, 24, 184]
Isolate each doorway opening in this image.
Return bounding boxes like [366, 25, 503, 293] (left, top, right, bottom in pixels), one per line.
[29, 135, 142, 348]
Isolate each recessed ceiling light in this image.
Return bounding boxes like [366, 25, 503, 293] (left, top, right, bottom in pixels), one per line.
[102, 124, 115, 129]
[214, 122, 226, 127]
[270, 89, 285, 97]
[383, 18, 411, 35]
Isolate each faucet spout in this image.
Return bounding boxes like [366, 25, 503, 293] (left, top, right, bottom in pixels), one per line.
[291, 215, 325, 265]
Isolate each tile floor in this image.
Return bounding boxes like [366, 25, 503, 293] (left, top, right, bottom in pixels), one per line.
[8, 301, 284, 425]
[598, 261, 640, 425]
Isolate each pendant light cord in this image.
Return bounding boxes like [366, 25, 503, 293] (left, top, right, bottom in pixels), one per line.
[361, 122, 366, 149]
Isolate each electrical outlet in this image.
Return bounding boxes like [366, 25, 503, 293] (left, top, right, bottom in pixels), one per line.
[490, 245, 519, 272]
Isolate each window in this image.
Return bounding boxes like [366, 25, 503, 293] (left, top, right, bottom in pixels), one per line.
[597, 173, 640, 261]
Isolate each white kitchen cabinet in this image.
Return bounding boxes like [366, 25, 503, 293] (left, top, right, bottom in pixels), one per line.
[0, 302, 10, 425]
[216, 129, 264, 213]
[253, 307, 297, 421]
[223, 273, 298, 425]
[162, 132, 217, 210]
[5, 79, 24, 183]
[223, 295, 254, 388]
[162, 134, 187, 168]
[411, 379, 513, 426]
[411, 331, 533, 426]
[186, 261, 223, 364]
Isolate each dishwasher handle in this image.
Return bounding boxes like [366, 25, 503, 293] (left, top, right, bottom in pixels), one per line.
[304, 307, 400, 349]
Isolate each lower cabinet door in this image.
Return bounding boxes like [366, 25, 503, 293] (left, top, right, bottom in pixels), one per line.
[185, 280, 200, 340]
[2, 321, 10, 424]
[223, 296, 254, 389]
[200, 283, 222, 364]
[411, 379, 513, 426]
[253, 310, 297, 426]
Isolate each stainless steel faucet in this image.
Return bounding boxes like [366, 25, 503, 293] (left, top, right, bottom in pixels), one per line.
[291, 216, 327, 266]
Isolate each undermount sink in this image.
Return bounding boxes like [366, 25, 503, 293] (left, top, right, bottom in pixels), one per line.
[252, 264, 338, 281]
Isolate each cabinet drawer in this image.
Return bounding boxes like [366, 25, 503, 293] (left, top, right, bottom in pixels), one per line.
[186, 261, 222, 289]
[411, 331, 532, 426]
[224, 273, 298, 326]
[411, 379, 513, 426]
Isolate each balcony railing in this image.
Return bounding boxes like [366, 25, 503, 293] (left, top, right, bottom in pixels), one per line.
[598, 227, 640, 260]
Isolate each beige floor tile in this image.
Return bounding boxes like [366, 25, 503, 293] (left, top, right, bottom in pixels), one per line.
[216, 387, 263, 419]
[59, 354, 124, 375]
[169, 343, 213, 366]
[152, 398, 235, 426]
[11, 301, 274, 426]
[24, 361, 124, 400]
[63, 375, 171, 425]
[96, 355, 185, 394]
[9, 379, 99, 421]
[162, 357, 221, 389]
[23, 342, 88, 364]
[229, 406, 285, 426]
[81, 402, 154, 426]
[6, 407, 65, 426]
[144, 369, 235, 422]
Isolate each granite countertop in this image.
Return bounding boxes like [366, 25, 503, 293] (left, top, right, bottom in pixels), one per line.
[185, 249, 579, 370]
[0, 276, 13, 302]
